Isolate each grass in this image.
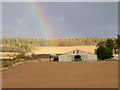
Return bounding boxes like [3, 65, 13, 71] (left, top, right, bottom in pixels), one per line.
[1, 59, 118, 72]
[1, 60, 31, 71]
[34, 46, 96, 54]
[0, 45, 96, 59]
[1, 60, 50, 71]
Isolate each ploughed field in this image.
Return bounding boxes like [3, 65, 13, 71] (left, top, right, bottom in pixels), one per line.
[2, 61, 118, 88]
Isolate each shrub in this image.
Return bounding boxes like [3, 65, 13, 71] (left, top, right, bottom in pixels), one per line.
[1, 45, 25, 52]
[2, 60, 20, 68]
[96, 46, 113, 60]
[15, 53, 26, 60]
[14, 53, 32, 60]
[31, 53, 37, 60]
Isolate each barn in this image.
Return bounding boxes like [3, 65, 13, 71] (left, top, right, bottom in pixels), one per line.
[36, 54, 59, 62]
[58, 50, 97, 62]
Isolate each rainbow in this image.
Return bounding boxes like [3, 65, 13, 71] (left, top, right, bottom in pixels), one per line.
[27, 2, 55, 39]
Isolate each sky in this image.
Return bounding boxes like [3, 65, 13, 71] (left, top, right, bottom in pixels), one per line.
[0, 2, 2, 38]
[2, 2, 118, 39]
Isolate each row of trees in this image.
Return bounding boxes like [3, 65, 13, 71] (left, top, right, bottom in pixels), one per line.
[96, 35, 120, 60]
[1, 37, 116, 53]
[2, 53, 39, 68]
[1, 37, 116, 46]
[1, 44, 34, 53]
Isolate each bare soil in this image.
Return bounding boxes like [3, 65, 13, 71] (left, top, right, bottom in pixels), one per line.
[2, 61, 118, 88]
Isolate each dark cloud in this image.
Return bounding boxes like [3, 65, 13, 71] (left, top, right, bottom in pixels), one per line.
[2, 2, 118, 39]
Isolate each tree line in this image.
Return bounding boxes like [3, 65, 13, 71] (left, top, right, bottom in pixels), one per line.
[1, 37, 116, 46]
[0, 37, 116, 53]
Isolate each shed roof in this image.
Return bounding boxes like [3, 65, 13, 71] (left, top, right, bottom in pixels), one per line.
[36, 54, 51, 58]
[36, 54, 59, 58]
[61, 49, 95, 55]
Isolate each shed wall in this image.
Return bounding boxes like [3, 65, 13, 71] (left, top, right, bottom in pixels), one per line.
[58, 50, 97, 62]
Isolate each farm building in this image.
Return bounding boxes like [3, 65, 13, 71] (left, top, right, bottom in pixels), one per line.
[36, 50, 97, 62]
[58, 50, 97, 62]
[36, 54, 58, 62]
[36, 54, 52, 62]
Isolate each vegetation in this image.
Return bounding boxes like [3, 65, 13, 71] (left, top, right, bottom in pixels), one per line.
[96, 36, 119, 60]
[0, 37, 116, 53]
[31, 53, 38, 60]
[1, 36, 119, 69]
[2, 45, 25, 52]
[1, 59, 37, 71]
[105, 39, 115, 51]
[96, 46, 113, 60]
[2, 60, 20, 68]
[1, 37, 116, 46]
[116, 35, 120, 49]
[2, 53, 39, 68]
[1, 44, 34, 53]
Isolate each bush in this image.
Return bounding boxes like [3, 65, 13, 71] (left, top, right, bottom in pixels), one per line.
[2, 60, 20, 68]
[2, 61, 13, 67]
[96, 46, 113, 60]
[1, 44, 34, 53]
[14, 53, 32, 60]
[1, 45, 25, 52]
[31, 53, 37, 60]
[15, 53, 26, 60]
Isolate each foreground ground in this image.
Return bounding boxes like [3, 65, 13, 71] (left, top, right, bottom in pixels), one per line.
[2, 61, 118, 88]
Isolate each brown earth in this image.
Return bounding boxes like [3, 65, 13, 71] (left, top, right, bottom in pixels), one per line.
[2, 61, 118, 88]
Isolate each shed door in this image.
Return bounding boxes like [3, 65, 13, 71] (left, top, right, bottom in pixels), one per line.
[72, 56, 75, 61]
[72, 55, 84, 61]
[75, 55, 81, 61]
[81, 56, 84, 61]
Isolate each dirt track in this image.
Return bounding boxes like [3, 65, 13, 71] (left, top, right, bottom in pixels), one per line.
[2, 61, 118, 88]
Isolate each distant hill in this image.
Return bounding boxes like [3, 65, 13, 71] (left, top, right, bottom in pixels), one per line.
[1, 37, 116, 46]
